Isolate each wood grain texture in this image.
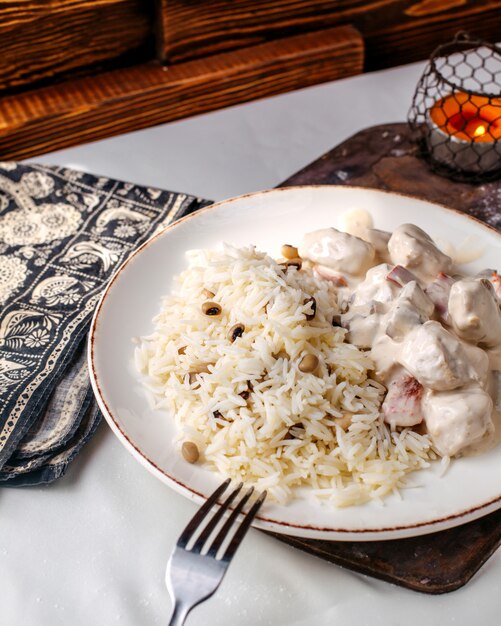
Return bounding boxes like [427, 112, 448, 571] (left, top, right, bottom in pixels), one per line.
[156, 0, 501, 68]
[282, 122, 501, 221]
[404, 0, 467, 17]
[270, 508, 501, 594]
[0, 25, 363, 160]
[363, 1, 501, 70]
[0, 0, 153, 91]
[155, 0, 391, 62]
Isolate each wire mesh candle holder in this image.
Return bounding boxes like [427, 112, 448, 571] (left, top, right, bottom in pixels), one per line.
[409, 32, 501, 182]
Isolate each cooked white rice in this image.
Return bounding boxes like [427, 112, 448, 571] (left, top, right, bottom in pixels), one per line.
[135, 245, 436, 506]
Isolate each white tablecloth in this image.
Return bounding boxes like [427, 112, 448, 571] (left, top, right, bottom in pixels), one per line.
[3, 59, 499, 626]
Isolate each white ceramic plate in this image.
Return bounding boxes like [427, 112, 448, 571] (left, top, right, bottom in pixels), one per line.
[89, 186, 501, 541]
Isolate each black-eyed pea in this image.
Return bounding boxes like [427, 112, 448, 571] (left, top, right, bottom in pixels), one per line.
[228, 323, 245, 342]
[280, 258, 302, 271]
[202, 301, 222, 316]
[281, 244, 300, 259]
[298, 354, 319, 373]
[181, 441, 199, 463]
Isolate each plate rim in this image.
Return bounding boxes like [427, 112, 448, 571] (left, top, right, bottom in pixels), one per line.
[88, 184, 501, 540]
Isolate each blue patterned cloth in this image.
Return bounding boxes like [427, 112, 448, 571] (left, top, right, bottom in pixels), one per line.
[0, 162, 210, 486]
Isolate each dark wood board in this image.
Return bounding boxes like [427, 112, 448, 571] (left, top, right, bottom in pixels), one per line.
[282, 122, 501, 230]
[270, 509, 501, 594]
[0, 25, 363, 161]
[272, 122, 501, 594]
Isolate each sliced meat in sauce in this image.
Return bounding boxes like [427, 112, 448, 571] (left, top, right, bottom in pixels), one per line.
[424, 273, 456, 323]
[388, 223, 453, 283]
[399, 321, 488, 391]
[422, 386, 493, 457]
[298, 218, 500, 458]
[448, 278, 501, 348]
[351, 264, 400, 307]
[382, 373, 424, 428]
[299, 227, 375, 276]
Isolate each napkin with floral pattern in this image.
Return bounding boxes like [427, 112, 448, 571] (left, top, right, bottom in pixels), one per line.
[0, 162, 210, 486]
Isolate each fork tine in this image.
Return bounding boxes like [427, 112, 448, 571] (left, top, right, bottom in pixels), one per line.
[221, 491, 266, 563]
[207, 486, 260, 559]
[191, 482, 243, 554]
[221, 490, 267, 562]
[177, 479, 231, 549]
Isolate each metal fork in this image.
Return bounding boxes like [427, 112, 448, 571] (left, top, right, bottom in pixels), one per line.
[166, 479, 266, 626]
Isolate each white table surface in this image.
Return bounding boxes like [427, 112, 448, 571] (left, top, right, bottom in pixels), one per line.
[3, 59, 500, 626]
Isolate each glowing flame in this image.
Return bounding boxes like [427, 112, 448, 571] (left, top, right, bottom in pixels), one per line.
[473, 124, 487, 137]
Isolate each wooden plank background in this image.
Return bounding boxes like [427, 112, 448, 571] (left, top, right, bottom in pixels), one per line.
[156, 0, 501, 67]
[0, 0, 153, 92]
[1, 0, 500, 158]
[0, 26, 364, 160]
[3, 1, 499, 92]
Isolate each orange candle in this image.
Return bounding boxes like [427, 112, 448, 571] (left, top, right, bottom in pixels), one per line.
[430, 92, 501, 142]
[427, 91, 501, 173]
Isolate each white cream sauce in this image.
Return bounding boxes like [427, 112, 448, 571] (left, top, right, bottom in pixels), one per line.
[299, 222, 501, 458]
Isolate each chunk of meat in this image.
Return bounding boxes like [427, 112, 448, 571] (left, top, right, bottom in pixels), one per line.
[477, 269, 501, 301]
[370, 334, 402, 383]
[366, 228, 391, 263]
[461, 340, 490, 386]
[424, 273, 456, 323]
[388, 224, 453, 283]
[422, 386, 493, 456]
[386, 304, 424, 341]
[399, 281, 435, 318]
[382, 373, 424, 428]
[344, 311, 383, 349]
[351, 263, 400, 307]
[386, 265, 417, 287]
[385, 282, 434, 341]
[313, 264, 348, 287]
[448, 278, 501, 348]
[340, 300, 386, 348]
[400, 321, 488, 391]
[299, 227, 375, 276]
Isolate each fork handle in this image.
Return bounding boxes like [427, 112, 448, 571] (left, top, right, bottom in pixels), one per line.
[168, 601, 190, 626]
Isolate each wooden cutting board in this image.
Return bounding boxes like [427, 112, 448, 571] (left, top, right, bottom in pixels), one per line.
[271, 122, 501, 594]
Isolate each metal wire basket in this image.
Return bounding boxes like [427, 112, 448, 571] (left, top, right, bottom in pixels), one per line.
[408, 32, 501, 182]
